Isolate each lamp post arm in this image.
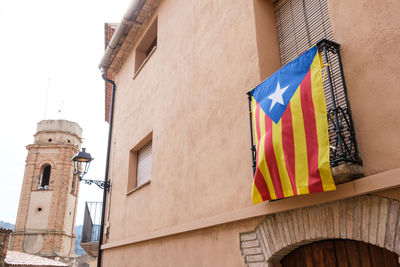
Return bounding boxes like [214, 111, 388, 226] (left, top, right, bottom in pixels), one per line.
[80, 178, 110, 191]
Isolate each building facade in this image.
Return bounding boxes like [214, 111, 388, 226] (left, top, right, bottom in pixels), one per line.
[98, 0, 400, 266]
[12, 120, 82, 261]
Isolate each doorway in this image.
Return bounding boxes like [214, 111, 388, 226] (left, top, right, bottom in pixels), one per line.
[281, 239, 399, 267]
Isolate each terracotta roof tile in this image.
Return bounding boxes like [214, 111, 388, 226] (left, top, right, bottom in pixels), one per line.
[5, 251, 68, 266]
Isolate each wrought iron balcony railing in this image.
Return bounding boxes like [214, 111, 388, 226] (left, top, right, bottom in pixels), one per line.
[317, 39, 362, 167]
[248, 39, 362, 176]
[81, 201, 102, 243]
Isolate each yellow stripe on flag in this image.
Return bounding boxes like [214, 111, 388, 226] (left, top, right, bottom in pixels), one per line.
[310, 53, 336, 191]
[290, 87, 309, 194]
[272, 120, 294, 198]
[257, 107, 277, 200]
[250, 97, 264, 203]
[251, 183, 263, 204]
[251, 97, 259, 149]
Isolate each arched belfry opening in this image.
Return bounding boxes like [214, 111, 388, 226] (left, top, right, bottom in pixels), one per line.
[39, 164, 51, 189]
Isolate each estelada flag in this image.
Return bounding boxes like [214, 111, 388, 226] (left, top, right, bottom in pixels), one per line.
[249, 46, 336, 204]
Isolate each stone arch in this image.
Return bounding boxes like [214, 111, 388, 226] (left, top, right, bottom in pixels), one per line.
[240, 195, 400, 266]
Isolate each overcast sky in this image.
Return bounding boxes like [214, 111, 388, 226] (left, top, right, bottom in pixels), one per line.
[0, 0, 129, 225]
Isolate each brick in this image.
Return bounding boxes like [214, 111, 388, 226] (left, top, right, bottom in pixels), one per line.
[333, 200, 340, 238]
[246, 254, 265, 263]
[295, 209, 305, 242]
[385, 200, 399, 251]
[241, 232, 257, 242]
[291, 210, 300, 243]
[369, 196, 380, 244]
[307, 207, 317, 239]
[361, 195, 370, 243]
[258, 223, 272, 258]
[352, 197, 362, 241]
[315, 205, 325, 238]
[394, 212, 400, 255]
[346, 198, 354, 238]
[248, 262, 268, 267]
[302, 208, 311, 240]
[285, 212, 296, 244]
[242, 240, 260, 248]
[276, 213, 289, 247]
[266, 216, 282, 254]
[261, 221, 275, 256]
[377, 197, 389, 247]
[243, 247, 262, 255]
[339, 199, 347, 239]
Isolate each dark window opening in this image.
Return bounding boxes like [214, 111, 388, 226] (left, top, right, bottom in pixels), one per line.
[146, 37, 157, 57]
[39, 165, 51, 189]
[134, 17, 158, 74]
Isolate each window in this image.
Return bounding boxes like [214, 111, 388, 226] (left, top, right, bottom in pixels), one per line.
[134, 17, 158, 75]
[273, 0, 362, 166]
[128, 136, 152, 193]
[38, 165, 51, 190]
[274, 0, 334, 65]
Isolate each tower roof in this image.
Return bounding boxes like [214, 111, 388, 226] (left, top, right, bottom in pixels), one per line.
[36, 120, 82, 138]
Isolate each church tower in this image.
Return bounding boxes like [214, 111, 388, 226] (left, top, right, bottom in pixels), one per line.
[12, 120, 82, 259]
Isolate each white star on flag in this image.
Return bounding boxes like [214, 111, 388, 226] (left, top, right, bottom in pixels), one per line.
[268, 81, 289, 111]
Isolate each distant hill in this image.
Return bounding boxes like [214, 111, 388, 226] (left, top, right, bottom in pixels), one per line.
[74, 225, 85, 256]
[0, 221, 14, 230]
[0, 221, 85, 256]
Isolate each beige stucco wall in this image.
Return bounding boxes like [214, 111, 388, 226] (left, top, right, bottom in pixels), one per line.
[102, 0, 400, 265]
[26, 191, 52, 230]
[107, 0, 264, 242]
[102, 218, 262, 267]
[327, 0, 400, 175]
[63, 195, 76, 235]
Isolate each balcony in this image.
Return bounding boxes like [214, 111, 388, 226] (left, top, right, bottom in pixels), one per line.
[317, 39, 363, 183]
[80, 201, 102, 257]
[249, 39, 363, 185]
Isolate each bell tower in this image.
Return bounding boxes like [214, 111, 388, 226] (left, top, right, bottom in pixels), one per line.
[12, 120, 82, 259]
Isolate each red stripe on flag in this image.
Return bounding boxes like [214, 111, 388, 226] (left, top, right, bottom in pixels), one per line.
[264, 115, 284, 199]
[281, 103, 297, 195]
[254, 169, 270, 201]
[254, 104, 270, 200]
[300, 70, 324, 193]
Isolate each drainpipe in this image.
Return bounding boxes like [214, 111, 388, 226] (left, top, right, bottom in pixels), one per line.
[97, 73, 116, 267]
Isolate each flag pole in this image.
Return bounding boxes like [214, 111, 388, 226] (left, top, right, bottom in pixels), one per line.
[247, 92, 256, 176]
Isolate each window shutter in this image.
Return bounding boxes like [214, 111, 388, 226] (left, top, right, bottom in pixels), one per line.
[136, 141, 152, 187]
[274, 0, 334, 65]
[274, 0, 354, 165]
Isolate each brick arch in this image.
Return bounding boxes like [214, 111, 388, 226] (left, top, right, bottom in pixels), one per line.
[240, 195, 400, 266]
[39, 160, 56, 170]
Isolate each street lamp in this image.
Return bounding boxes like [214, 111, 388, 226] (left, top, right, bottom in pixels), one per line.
[72, 148, 110, 191]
